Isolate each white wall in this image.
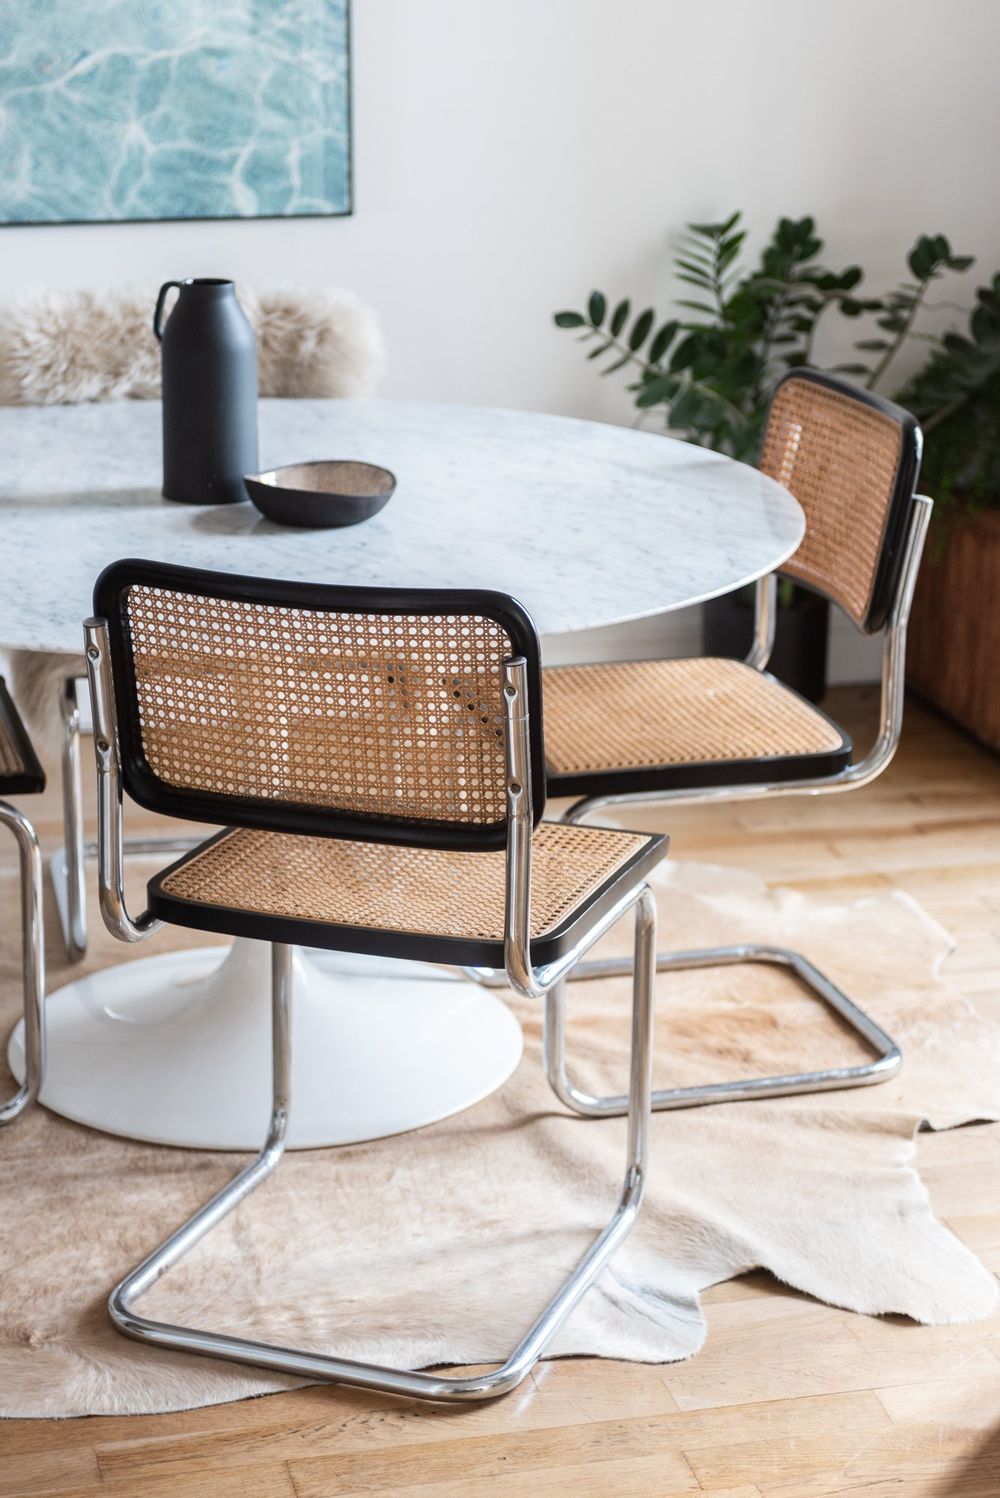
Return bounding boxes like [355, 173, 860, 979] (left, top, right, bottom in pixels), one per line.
[5, 0, 999, 676]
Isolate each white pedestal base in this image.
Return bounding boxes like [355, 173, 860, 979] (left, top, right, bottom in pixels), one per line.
[7, 939, 523, 1150]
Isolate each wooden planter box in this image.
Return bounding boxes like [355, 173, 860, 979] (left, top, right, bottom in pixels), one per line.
[907, 510, 1000, 751]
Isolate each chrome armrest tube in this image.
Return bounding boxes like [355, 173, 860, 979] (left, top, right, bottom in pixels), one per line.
[83, 618, 162, 944]
[501, 658, 537, 996]
[501, 656, 648, 998]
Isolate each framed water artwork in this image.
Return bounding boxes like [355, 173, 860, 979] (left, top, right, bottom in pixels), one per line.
[0, 0, 352, 224]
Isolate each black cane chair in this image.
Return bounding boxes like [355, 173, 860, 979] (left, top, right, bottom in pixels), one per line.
[85, 558, 665, 1402]
[0, 676, 46, 1126]
[532, 371, 932, 1119]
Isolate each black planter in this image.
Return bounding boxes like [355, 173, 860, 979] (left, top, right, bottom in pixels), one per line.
[702, 585, 829, 703]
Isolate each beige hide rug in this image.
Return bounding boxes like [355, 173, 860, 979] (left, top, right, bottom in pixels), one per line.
[1, 855, 998, 1418]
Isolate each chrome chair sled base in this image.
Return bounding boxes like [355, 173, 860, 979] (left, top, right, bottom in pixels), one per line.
[110, 903, 655, 1403]
[466, 940, 901, 1119]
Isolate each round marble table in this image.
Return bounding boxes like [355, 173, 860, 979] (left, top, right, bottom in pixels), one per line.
[2, 398, 804, 1150]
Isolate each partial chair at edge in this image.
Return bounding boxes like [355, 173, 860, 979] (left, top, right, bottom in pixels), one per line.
[0, 676, 45, 1126]
[475, 370, 932, 1119]
[83, 558, 665, 1401]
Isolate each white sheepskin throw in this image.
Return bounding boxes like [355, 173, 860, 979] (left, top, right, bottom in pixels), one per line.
[243, 285, 384, 400]
[0, 283, 384, 406]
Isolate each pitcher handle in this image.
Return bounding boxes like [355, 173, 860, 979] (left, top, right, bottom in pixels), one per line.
[153, 281, 184, 341]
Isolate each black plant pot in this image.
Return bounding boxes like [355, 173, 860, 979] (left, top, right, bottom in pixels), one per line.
[702, 585, 829, 703]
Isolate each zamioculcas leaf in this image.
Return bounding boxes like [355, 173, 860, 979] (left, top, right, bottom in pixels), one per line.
[628, 308, 655, 350]
[553, 311, 585, 328]
[675, 258, 714, 281]
[586, 341, 611, 359]
[908, 238, 936, 280]
[667, 385, 704, 428]
[601, 353, 632, 375]
[635, 373, 681, 407]
[648, 320, 679, 363]
[610, 299, 630, 336]
[972, 304, 1000, 343]
[668, 334, 699, 373]
[588, 291, 606, 327]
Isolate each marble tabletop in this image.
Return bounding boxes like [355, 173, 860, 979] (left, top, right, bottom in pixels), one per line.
[0, 398, 804, 654]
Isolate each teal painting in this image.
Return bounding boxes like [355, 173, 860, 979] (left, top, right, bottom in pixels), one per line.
[0, 1, 351, 224]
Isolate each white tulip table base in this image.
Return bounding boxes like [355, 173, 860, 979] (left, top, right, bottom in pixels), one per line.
[6, 937, 524, 1150]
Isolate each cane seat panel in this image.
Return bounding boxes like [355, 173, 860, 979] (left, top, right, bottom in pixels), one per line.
[148, 820, 667, 967]
[0, 678, 45, 796]
[543, 656, 851, 798]
[760, 373, 919, 632]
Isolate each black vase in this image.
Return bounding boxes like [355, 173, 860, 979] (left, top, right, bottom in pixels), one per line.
[154, 278, 258, 505]
[702, 585, 830, 703]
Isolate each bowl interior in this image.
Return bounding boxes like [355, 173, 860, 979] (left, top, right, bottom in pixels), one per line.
[259, 461, 395, 498]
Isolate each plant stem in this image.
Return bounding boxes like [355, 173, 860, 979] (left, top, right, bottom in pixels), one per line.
[922, 390, 971, 434]
[583, 326, 747, 425]
[801, 289, 844, 366]
[867, 279, 930, 391]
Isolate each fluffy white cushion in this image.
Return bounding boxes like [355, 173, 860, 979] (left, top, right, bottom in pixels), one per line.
[0, 283, 384, 405]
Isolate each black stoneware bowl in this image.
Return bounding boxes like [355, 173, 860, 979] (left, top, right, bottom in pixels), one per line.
[244, 460, 396, 528]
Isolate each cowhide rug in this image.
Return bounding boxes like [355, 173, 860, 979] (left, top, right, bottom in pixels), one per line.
[0, 854, 997, 1418]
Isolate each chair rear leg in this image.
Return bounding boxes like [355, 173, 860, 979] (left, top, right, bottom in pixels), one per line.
[57, 676, 88, 963]
[0, 800, 45, 1126]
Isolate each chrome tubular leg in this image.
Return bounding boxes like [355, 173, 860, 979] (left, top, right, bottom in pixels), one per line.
[546, 940, 901, 1118]
[57, 677, 88, 962]
[51, 674, 199, 959]
[109, 943, 292, 1333]
[106, 906, 656, 1404]
[0, 800, 45, 1126]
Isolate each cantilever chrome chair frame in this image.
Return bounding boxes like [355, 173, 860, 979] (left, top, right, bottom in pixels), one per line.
[464, 492, 932, 1117]
[84, 613, 657, 1404]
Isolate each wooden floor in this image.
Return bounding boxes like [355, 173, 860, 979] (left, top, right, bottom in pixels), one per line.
[3, 687, 1000, 1498]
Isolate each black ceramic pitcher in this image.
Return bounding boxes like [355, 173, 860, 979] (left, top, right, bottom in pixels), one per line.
[153, 278, 259, 505]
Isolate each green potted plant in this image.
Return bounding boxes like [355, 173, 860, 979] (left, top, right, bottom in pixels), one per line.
[897, 277, 1000, 747]
[554, 215, 982, 703]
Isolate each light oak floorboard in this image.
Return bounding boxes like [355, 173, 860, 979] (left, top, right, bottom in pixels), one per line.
[1, 689, 998, 1497]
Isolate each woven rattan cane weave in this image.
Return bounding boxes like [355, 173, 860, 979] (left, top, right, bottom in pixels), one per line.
[95, 560, 545, 850]
[544, 657, 851, 798]
[761, 372, 920, 632]
[0, 677, 45, 795]
[149, 820, 664, 967]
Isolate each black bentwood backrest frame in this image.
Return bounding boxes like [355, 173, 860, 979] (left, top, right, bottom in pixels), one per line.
[760, 368, 923, 635]
[94, 559, 545, 851]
